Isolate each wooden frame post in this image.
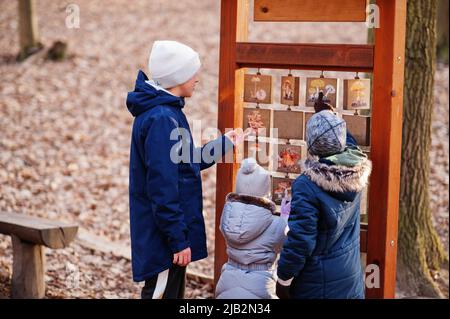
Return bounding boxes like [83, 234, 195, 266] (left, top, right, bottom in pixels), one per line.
[214, 0, 249, 284]
[366, 0, 407, 299]
[215, 0, 407, 299]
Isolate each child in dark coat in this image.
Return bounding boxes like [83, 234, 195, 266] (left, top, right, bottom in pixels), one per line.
[276, 95, 372, 299]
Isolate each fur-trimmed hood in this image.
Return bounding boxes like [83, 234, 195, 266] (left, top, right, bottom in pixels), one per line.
[301, 155, 372, 194]
[221, 193, 281, 246]
[225, 193, 277, 214]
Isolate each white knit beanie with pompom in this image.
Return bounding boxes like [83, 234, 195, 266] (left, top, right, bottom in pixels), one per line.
[235, 158, 271, 198]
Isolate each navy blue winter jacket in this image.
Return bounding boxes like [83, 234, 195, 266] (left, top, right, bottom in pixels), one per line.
[277, 133, 372, 299]
[126, 70, 233, 281]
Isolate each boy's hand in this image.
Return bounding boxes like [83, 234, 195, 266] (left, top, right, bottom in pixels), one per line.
[173, 247, 191, 267]
[225, 128, 252, 146]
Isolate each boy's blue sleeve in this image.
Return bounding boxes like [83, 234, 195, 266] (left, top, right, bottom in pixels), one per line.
[144, 114, 190, 254]
[277, 179, 319, 281]
[196, 135, 234, 171]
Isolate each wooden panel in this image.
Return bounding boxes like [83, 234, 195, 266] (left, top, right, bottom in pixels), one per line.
[273, 110, 304, 140]
[342, 114, 371, 146]
[360, 223, 368, 253]
[254, 0, 368, 22]
[243, 139, 270, 169]
[236, 42, 374, 72]
[366, 0, 407, 299]
[215, 0, 250, 286]
[0, 212, 78, 249]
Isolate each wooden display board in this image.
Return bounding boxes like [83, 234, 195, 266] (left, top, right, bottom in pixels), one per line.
[215, 0, 406, 299]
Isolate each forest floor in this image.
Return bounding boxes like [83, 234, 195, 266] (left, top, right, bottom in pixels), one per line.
[0, 0, 448, 299]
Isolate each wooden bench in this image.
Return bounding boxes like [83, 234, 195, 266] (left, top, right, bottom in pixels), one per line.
[0, 212, 78, 299]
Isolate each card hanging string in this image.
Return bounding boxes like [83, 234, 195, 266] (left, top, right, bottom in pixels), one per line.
[320, 70, 325, 78]
[256, 68, 261, 108]
[354, 72, 361, 115]
[286, 69, 293, 111]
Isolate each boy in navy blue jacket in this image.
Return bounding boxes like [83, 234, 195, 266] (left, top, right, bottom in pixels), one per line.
[126, 40, 244, 299]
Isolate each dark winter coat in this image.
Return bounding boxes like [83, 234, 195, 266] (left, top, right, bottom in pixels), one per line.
[126, 70, 233, 282]
[277, 146, 371, 299]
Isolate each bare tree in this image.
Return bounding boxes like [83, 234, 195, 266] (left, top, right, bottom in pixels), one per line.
[397, 0, 448, 297]
[437, 0, 449, 63]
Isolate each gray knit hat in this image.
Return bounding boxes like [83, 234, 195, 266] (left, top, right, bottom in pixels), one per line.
[235, 158, 271, 198]
[306, 111, 347, 157]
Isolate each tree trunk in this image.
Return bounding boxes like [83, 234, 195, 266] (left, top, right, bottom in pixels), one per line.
[397, 0, 448, 298]
[437, 0, 449, 63]
[17, 0, 42, 61]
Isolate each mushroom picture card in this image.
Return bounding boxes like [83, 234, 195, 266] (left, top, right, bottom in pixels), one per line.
[305, 77, 338, 108]
[343, 79, 371, 110]
[280, 75, 300, 106]
[275, 143, 305, 174]
[273, 110, 304, 141]
[244, 73, 273, 104]
[272, 177, 294, 205]
[242, 107, 272, 137]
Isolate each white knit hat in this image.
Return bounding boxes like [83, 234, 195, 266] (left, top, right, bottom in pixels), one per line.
[148, 40, 201, 89]
[235, 158, 271, 198]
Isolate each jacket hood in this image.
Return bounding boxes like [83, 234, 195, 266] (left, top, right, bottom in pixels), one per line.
[221, 193, 277, 245]
[126, 70, 185, 117]
[301, 148, 372, 202]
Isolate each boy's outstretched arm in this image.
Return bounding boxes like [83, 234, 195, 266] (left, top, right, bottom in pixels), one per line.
[144, 114, 191, 264]
[276, 179, 319, 296]
[196, 128, 250, 171]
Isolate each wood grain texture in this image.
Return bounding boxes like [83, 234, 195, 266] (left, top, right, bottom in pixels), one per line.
[254, 0, 368, 22]
[366, 0, 407, 299]
[360, 223, 368, 253]
[215, 0, 249, 286]
[11, 235, 45, 298]
[0, 212, 78, 249]
[236, 42, 374, 72]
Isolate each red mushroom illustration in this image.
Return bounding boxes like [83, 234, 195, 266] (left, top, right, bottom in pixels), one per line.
[278, 147, 301, 173]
